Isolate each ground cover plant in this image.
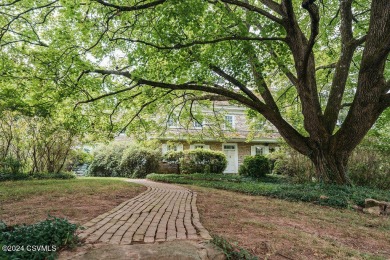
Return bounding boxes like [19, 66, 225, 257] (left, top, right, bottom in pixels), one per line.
[0, 172, 76, 182]
[147, 174, 390, 209]
[0, 178, 146, 225]
[194, 186, 390, 259]
[0, 217, 78, 260]
[211, 235, 257, 260]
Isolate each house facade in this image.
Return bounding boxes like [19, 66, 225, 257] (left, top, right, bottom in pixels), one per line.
[156, 103, 280, 174]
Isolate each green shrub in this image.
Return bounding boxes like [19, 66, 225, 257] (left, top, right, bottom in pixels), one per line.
[347, 149, 390, 190]
[32, 172, 76, 180]
[163, 151, 184, 165]
[87, 143, 160, 178]
[87, 143, 127, 177]
[0, 172, 76, 182]
[268, 146, 315, 183]
[65, 149, 94, 171]
[161, 151, 184, 174]
[0, 156, 24, 174]
[120, 147, 160, 178]
[0, 172, 30, 182]
[238, 155, 270, 178]
[0, 216, 79, 260]
[180, 149, 227, 174]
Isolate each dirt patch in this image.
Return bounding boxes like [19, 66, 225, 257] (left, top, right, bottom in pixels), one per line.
[0, 182, 146, 226]
[191, 186, 390, 260]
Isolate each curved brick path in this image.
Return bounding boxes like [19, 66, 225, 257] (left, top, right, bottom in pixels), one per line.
[79, 179, 211, 245]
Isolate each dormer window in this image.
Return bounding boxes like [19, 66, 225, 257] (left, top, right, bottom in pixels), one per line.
[224, 115, 235, 129]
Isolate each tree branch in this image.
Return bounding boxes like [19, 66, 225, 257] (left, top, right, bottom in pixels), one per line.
[75, 80, 139, 108]
[110, 35, 286, 50]
[187, 95, 232, 101]
[315, 63, 337, 71]
[87, 68, 310, 155]
[94, 0, 166, 11]
[302, 0, 320, 76]
[260, 0, 283, 15]
[209, 65, 262, 103]
[219, 0, 283, 24]
[324, 0, 361, 133]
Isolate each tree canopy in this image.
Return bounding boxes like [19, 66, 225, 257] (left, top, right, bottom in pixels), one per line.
[0, 0, 389, 184]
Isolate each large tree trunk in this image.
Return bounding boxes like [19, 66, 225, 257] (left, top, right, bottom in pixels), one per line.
[309, 147, 351, 185]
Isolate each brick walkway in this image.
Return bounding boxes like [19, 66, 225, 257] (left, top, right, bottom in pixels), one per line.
[78, 179, 211, 245]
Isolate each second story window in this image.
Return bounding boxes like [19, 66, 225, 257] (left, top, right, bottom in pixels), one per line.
[167, 117, 178, 128]
[224, 115, 235, 129]
[193, 120, 202, 129]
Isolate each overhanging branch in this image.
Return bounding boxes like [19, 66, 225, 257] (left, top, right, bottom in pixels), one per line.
[110, 35, 286, 50]
[94, 0, 166, 11]
[219, 0, 283, 24]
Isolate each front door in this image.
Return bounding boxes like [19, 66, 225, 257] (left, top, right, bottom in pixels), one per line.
[222, 143, 238, 174]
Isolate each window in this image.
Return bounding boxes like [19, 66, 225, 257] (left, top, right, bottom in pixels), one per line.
[190, 144, 210, 150]
[193, 120, 202, 129]
[223, 145, 236, 150]
[167, 117, 178, 128]
[251, 145, 269, 156]
[224, 115, 235, 129]
[162, 143, 183, 154]
[255, 147, 264, 155]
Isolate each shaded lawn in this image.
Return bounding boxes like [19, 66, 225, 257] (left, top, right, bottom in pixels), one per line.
[0, 177, 146, 225]
[193, 186, 390, 260]
[147, 174, 390, 209]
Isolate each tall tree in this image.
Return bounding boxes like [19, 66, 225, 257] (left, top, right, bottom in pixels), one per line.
[1, 0, 389, 184]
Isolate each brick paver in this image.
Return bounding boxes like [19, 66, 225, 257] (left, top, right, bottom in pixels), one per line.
[79, 179, 211, 244]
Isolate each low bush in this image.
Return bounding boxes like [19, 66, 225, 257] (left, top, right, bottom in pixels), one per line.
[0, 156, 25, 175]
[0, 216, 79, 260]
[0, 172, 76, 182]
[347, 149, 390, 190]
[120, 147, 160, 178]
[87, 143, 127, 177]
[238, 155, 270, 178]
[162, 151, 184, 174]
[32, 172, 76, 180]
[180, 149, 227, 174]
[268, 146, 315, 183]
[163, 151, 184, 165]
[87, 143, 160, 178]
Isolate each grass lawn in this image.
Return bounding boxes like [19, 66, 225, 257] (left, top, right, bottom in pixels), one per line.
[0, 177, 146, 225]
[147, 174, 390, 259]
[147, 174, 390, 209]
[193, 186, 390, 259]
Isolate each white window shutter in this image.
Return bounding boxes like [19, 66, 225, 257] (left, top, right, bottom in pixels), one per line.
[264, 146, 270, 154]
[205, 145, 210, 149]
[190, 144, 195, 150]
[251, 146, 255, 156]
